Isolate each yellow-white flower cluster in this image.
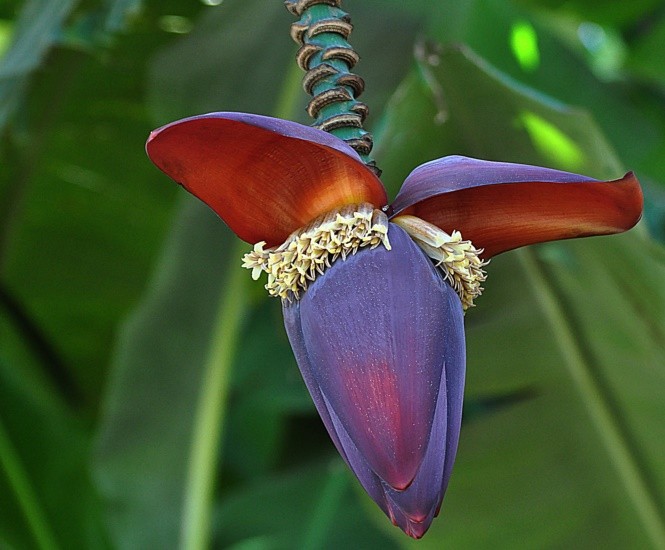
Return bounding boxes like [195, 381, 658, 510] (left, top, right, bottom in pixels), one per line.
[242, 204, 488, 309]
[392, 214, 488, 310]
[242, 203, 391, 300]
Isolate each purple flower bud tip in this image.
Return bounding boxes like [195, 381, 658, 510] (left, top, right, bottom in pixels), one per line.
[283, 224, 466, 538]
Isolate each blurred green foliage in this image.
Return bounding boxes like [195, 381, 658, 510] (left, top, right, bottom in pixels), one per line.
[1, 0, 664, 549]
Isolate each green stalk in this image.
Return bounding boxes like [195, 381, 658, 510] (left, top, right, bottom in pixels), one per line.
[179, 60, 304, 550]
[179, 244, 247, 550]
[0, 416, 59, 550]
[519, 248, 665, 549]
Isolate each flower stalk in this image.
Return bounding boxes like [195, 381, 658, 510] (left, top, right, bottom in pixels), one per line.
[285, 0, 380, 175]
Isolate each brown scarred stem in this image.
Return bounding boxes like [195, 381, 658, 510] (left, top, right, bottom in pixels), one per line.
[284, 0, 381, 176]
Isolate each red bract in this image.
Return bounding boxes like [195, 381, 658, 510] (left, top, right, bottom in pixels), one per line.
[392, 155, 641, 258]
[147, 112, 642, 538]
[147, 112, 641, 257]
[147, 113, 386, 246]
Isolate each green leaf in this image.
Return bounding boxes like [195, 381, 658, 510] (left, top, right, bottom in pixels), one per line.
[223, 298, 314, 480]
[212, 460, 398, 550]
[92, 197, 241, 549]
[0, 1, 183, 406]
[373, 68, 458, 198]
[373, 45, 665, 548]
[0, 356, 107, 549]
[511, 0, 664, 26]
[626, 11, 665, 91]
[427, 236, 665, 549]
[103, 0, 142, 33]
[424, 0, 665, 184]
[146, 1, 294, 123]
[435, 45, 623, 177]
[147, 0, 422, 127]
[0, 0, 77, 128]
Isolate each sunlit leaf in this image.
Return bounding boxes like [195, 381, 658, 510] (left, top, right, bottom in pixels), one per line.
[510, 20, 540, 71]
[518, 111, 584, 170]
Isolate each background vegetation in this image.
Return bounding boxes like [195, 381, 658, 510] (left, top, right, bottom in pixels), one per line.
[1, 0, 665, 548]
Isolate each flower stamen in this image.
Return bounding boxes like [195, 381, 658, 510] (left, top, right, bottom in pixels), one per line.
[242, 203, 391, 301]
[392, 215, 488, 310]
